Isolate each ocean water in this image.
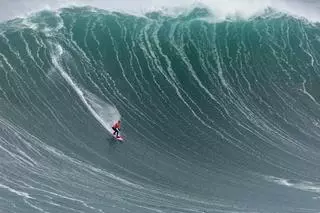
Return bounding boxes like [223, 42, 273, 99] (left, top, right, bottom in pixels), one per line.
[1, 1, 320, 212]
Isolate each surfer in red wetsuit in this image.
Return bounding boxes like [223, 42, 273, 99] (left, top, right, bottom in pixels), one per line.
[112, 120, 121, 138]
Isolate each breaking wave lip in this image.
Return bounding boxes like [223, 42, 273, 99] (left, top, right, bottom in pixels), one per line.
[1, 0, 320, 23]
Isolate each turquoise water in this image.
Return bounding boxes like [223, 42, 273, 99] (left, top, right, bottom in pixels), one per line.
[1, 6, 320, 213]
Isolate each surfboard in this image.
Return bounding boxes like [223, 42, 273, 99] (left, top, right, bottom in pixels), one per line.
[114, 135, 124, 141]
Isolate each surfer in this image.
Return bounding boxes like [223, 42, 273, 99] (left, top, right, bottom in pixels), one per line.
[112, 120, 121, 138]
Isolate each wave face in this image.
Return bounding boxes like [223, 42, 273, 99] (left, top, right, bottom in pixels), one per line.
[1, 6, 320, 213]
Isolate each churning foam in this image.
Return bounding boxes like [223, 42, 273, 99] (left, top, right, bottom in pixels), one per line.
[1, 0, 320, 22]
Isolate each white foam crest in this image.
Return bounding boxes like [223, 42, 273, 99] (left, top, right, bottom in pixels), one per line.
[1, 0, 320, 23]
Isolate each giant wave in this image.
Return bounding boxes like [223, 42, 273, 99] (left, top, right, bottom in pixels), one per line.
[0, 4, 320, 213]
